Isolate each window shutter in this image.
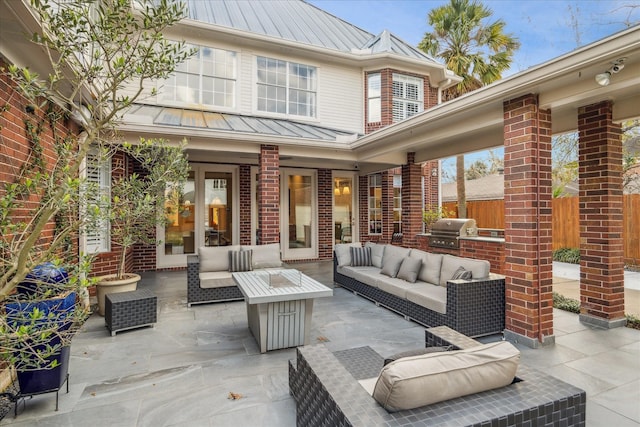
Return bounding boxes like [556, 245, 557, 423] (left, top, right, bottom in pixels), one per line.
[83, 150, 110, 254]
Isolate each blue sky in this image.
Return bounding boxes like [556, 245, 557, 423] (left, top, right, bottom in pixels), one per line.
[308, 1, 639, 180]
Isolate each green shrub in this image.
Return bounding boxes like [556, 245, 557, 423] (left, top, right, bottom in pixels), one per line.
[626, 314, 640, 330]
[553, 247, 580, 264]
[552, 292, 581, 313]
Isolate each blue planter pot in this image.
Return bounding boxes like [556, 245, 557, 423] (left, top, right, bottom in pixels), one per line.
[4, 264, 76, 413]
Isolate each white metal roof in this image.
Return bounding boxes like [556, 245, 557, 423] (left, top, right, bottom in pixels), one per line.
[185, 0, 439, 63]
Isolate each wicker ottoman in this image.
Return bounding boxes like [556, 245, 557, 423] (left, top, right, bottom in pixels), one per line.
[105, 289, 157, 336]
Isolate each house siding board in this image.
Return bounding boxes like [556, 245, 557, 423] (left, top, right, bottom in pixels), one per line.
[317, 64, 362, 134]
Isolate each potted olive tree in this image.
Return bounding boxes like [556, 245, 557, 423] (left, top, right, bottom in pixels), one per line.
[95, 140, 188, 316]
[0, 0, 190, 416]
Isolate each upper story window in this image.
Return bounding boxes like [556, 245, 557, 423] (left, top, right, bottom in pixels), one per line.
[392, 74, 423, 122]
[367, 73, 381, 123]
[257, 56, 316, 117]
[158, 44, 236, 108]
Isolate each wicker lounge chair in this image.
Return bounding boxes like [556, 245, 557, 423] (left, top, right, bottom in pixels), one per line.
[289, 326, 586, 426]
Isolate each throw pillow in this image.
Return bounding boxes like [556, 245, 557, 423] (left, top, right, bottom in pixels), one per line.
[365, 241, 385, 268]
[451, 266, 472, 280]
[383, 346, 452, 366]
[380, 255, 404, 278]
[396, 257, 422, 283]
[350, 246, 372, 266]
[229, 250, 252, 272]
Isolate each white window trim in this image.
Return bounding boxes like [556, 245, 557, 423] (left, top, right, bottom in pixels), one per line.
[157, 43, 238, 112]
[255, 56, 317, 119]
[392, 73, 424, 123]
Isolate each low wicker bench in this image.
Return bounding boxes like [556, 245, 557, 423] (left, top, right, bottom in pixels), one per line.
[105, 289, 157, 336]
[289, 327, 586, 426]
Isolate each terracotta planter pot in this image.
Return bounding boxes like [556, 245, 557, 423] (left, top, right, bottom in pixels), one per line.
[95, 273, 141, 316]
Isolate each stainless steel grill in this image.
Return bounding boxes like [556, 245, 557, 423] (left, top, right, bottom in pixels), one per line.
[428, 218, 478, 249]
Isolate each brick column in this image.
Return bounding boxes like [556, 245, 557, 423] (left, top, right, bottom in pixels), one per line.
[239, 164, 252, 245]
[402, 153, 423, 247]
[317, 169, 333, 259]
[577, 101, 626, 328]
[503, 94, 554, 348]
[423, 160, 440, 212]
[258, 145, 280, 244]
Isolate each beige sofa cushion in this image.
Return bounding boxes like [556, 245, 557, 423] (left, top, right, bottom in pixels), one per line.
[199, 271, 235, 288]
[382, 244, 411, 265]
[372, 341, 520, 412]
[340, 266, 383, 288]
[439, 255, 490, 286]
[376, 277, 422, 299]
[334, 242, 362, 266]
[242, 243, 282, 268]
[405, 284, 447, 314]
[365, 242, 386, 268]
[199, 245, 241, 272]
[409, 250, 443, 285]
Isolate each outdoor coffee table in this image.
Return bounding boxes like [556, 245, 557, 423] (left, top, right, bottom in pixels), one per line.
[232, 269, 333, 353]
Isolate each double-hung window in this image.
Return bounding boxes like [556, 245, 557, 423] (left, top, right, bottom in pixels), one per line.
[257, 56, 316, 117]
[82, 148, 111, 254]
[159, 44, 236, 108]
[367, 73, 381, 123]
[392, 74, 423, 122]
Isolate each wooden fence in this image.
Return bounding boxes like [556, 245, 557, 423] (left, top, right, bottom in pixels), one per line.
[443, 194, 640, 264]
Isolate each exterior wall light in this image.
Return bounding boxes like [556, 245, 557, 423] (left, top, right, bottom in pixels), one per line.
[595, 58, 626, 86]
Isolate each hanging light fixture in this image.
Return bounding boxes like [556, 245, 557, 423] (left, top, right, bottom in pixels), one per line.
[595, 58, 626, 86]
[342, 185, 350, 195]
[334, 183, 340, 196]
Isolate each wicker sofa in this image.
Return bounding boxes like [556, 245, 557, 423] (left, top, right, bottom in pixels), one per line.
[333, 242, 505, 337]
[289, 326, 587, 426]
[186, 243, 283, 306]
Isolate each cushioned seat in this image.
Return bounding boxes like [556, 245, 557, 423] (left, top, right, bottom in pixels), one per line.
[405, 285, 447, 314]
[199, 271, 234, 288]
[376, 277, 423, 299]
[340, 266, 383, 287]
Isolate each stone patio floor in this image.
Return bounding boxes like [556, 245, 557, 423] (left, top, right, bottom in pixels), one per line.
[1, 260, 638, 426]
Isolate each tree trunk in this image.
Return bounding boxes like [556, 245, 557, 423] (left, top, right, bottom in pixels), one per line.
[456, 154, 467, 218]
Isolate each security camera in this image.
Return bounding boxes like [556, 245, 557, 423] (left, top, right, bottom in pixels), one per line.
[354, 163, 359, 170]
[611, 64, 624, 73]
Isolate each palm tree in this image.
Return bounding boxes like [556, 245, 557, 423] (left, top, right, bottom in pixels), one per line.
[418, 0, 519, 217]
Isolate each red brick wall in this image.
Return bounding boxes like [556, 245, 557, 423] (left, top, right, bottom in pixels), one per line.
[317, 169, 333, 259]
[503, 94, 553, 343]
[402, 153, 423, 248]
[578, 101, 625, 321]
[364, 69, 438, 134]
[423, 160, 440, 212]
[239, 164, 252, 245]
[416, 235, 505, 275]
[258, 145, 280, 244]
[0, 57, 80, 270]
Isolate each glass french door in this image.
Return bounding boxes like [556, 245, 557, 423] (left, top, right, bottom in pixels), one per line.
[282, 169, 316, 259]
[333, 172, 358, 244]
[157, 164, 237, 268]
